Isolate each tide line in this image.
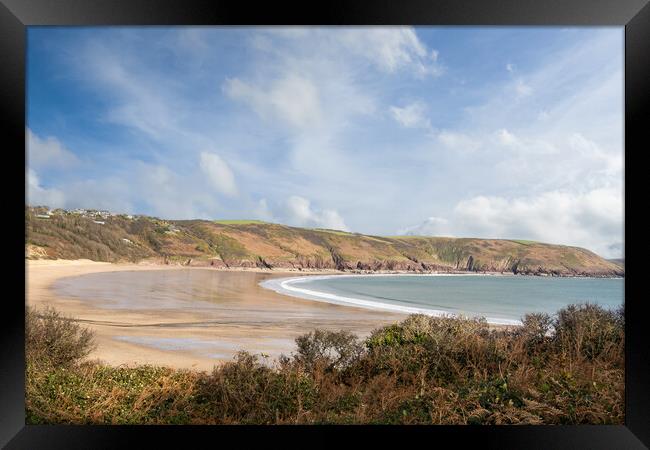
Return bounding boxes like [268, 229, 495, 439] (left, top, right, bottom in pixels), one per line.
[260, 274, 522, 326]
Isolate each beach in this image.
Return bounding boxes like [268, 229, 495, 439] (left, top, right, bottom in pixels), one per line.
[26, 260, 403, 371]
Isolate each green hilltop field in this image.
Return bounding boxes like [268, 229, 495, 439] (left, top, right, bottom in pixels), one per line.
[25, 206, 623, 277]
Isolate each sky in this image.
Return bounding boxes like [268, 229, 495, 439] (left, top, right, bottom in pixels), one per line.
[26, 27, 624, 258]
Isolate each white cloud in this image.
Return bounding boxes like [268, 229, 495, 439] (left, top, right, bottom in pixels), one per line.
[58, 177, 136, 214]
[319, 210, 349, 231]
[490, 131, 619, 194]
[199, 152, 237, 196]
[27, 128, 79, 170]
[26, 169, 65, 208]
[401, 187, 623, 258]
[514, 78, 533, 97]
[271, 28, 442, 78]
[504, 61, 531, 98]
[221, 27, 382, 199]
[496, 128, 519, 146]
[286, 195, 312, 222]
[223, 75, 324, 130]
[341, 28, 441, 77]
[253, 198, 274, 221]
[436, 131, 480, 151]
[26, 156, 222, 219]
[398, 216, 453, 236]
[134, 163, 217, 218]
[176, 28, 209, 53]
[67, 162, 220, 219]
[567, 133, 621, 174]
[285, 195, 348, 231]
[390, 101, 431, 129]
[504, 62, 531, 97]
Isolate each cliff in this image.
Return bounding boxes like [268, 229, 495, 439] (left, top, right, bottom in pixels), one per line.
[25, 207, 624, 277]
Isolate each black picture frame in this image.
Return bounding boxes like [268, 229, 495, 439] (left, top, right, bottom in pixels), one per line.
[2, 0, 647, 447]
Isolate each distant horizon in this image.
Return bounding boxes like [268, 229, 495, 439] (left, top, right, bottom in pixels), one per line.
[26, 27, 623, 258]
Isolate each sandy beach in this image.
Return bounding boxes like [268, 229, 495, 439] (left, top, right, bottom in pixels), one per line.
[26, 260, 404, 371]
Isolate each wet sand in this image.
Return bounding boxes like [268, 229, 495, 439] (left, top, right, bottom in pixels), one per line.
[26, 260, 403, 371]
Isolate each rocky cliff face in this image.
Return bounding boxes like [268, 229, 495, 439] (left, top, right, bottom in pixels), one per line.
[25, 208, 624, 277]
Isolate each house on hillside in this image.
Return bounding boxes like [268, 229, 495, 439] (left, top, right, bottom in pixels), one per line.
[35, 214, 50, 219]
[93, 220, 105, 225]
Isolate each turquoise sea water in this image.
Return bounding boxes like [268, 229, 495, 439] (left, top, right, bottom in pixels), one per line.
[261, 274, 624, 325]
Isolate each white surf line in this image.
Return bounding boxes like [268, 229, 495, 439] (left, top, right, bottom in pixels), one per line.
[260, 274, 522, 326]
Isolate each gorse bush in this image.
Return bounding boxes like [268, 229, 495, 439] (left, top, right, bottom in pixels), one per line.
[25, 302, 624, 425]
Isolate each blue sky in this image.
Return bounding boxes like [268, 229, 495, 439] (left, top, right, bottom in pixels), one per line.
[26, 27, 624, 258]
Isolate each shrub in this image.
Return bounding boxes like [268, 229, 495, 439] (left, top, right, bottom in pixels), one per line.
[294, 329, 364, 372]
[553, 303, 624, 360]
[196, 351, 318, 424]
[25, 304, 624, 425]
[367, 314, 490, 350]
[25, 307, 96, 369]
[517, 312, 553, 354]
[364, 314, 500, 383]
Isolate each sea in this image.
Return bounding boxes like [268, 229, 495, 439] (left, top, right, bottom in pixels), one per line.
[260, 273, 624, 325]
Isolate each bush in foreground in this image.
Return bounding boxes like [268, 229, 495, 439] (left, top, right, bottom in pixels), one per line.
[25, 303, 624, 425]
[25, 307, 96, 369]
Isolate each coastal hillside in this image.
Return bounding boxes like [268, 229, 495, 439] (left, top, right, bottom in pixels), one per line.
[608, 258, 624, 269]
[25, 207, 623, 277]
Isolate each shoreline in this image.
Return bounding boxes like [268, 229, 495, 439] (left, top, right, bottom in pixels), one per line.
[26, 259, 405, 371]
[27, 258, 606, 371]
[260, 274, 525, 326]
[28, 257, 626, 279]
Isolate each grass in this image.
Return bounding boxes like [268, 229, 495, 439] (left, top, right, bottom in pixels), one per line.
[608, 258, 625, 269]
[26, 303, 624, 425]
[510, 239, 539, 246]
[214, 220, 268, 225]
[313, 228, 354, 236]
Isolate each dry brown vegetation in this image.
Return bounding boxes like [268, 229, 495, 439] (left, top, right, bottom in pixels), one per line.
[26, 207, 623, 276]
[26, 303, 624, 425]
